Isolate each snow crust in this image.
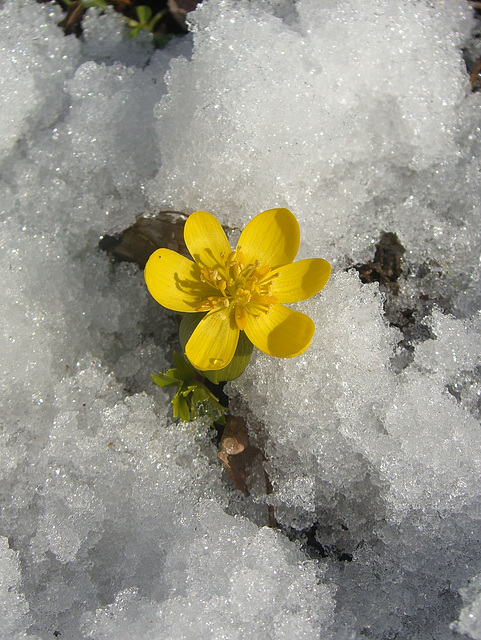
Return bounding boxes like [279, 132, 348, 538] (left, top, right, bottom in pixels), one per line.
[452, 574, 481, 639]
[1, 0, 481, 638]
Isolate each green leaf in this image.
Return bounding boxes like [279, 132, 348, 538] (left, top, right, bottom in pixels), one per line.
[153, 33, 172, 49]
[148, 10, 166, 31]
[151, 372, 180, 388]
[171, 393, 179, 418]
[180, 384, 196, 397]
[128, 24, 142, 37]
[179, 313, 254, 383]
[176, 393, 191, 422]
[216, 413, 226, 426]
[81, 0, 108, 8]
[201, 386, 226, 413]
[192, 385, 210, 405]
[136, 5, 152, 24]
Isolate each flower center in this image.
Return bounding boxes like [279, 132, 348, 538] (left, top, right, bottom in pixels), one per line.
[196, 246, 279, 330]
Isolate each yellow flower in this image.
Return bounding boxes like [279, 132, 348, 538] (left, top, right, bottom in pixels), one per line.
[144, 208, 331, 371]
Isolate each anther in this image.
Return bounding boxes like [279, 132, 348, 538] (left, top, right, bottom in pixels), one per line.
[226, 251, 237, 266]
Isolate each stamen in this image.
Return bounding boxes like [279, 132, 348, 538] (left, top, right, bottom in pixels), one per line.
[197, 249, 277, 326]
[253, 294, 278, 305]
[256, 265, 271, 278]
[236, 247, 245, 267]
[262, 271, 281, 283]
[226, 251, 237, 266]
[196, 295, 225, 311]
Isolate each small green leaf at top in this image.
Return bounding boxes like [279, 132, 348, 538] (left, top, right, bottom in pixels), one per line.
[126, 6, 166, 38]
[136, 5, 152, 23]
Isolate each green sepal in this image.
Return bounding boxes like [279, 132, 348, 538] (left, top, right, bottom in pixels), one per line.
[179, 312, 205, 352]
[203, 331, 254, 384]
[172, 351, 194, 379]
[179, 313, 254, 383]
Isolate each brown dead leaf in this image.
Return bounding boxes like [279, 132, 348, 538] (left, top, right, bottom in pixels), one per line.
[217, 416, 260, 497]
[57, 1, 85, 35]
[99, 211, 189, 269]
[354, 231, 405, 294]
[167, 0, 200, 29]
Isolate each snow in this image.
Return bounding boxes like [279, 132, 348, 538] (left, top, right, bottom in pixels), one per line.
[1, 0, 481, 638]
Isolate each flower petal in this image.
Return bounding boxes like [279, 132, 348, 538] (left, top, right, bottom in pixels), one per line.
[180, 313, 253, 382]
[185, 307, 239, 370]
[184, 210, 232, 269]
[245, 304, 315, 358]
[144, 248, 215, 312]
[238, 208, 300, 269]
[272, 258, 331, 303]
